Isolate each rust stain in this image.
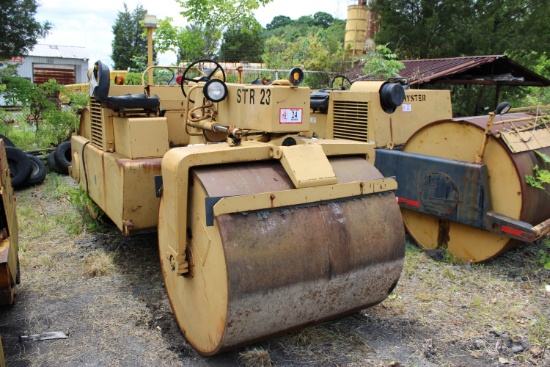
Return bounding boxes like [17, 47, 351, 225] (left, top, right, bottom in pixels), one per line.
[437, 219, 450, 248]
[116, 157, 162, 172]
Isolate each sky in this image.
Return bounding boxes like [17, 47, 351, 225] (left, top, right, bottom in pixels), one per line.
[35, 0, 346, 68]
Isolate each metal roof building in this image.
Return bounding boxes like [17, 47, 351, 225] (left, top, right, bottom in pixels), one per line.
[8, 44, 90, 85]
[398, 55, 550, 87]
[347, 55, 550, 87]
[346, 55, 550, 113]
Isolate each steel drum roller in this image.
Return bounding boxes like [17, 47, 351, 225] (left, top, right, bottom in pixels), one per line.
[159, 156, 405, 355]
[402, 117, 550, 262]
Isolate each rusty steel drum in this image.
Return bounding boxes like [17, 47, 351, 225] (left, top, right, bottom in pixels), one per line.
[159, 156, 404, 355]
[402, 114, 550, 262]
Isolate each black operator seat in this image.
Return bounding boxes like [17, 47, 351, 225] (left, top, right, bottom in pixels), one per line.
[91, 61, 160, 113]
[310, 89, 330, 112]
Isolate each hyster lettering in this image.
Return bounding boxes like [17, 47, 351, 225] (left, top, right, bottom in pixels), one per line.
[405, 94, 427, 102]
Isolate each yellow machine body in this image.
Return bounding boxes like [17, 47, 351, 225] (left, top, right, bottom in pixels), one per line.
[70, 62, 406, 355]
[216, 84, 311, 133]
[308, 81, 452, 148]
[0, 140, 19, 305]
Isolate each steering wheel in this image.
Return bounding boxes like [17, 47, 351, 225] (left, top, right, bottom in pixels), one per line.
[164, 68, 177, 85]
[330, 75, 352, 90]
[180, 59, 226, 99]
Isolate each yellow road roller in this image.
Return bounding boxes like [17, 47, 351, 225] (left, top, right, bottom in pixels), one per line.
[0, 140, 19, 305]
[309, 80, 550, 262]
[69, 60, 405, 355]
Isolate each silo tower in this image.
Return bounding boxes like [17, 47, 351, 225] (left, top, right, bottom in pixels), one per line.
[345, 0, 379, 59]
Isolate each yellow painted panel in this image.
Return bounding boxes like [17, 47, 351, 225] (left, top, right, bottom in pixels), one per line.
[113, 117, 169, 159]
[279, 144, 337, 188]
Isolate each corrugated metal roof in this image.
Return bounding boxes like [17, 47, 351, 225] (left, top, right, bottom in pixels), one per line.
[347, 55, 550, 87]
[28, 44, 89, 60]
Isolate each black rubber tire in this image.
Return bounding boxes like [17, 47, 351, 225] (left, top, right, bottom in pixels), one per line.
[54, 141, 71, 175]
[47, 150, 63, 174]
[0, 134, 15, 148]
[24, 154, 47, 186]
[5, 147, 32, 189]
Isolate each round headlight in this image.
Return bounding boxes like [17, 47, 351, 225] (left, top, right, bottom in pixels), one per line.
[203, 79, 228, 103]
[288, 67, 304, 86]
[379, 82, 405, 114]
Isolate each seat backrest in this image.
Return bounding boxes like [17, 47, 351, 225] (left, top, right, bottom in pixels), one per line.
[93, 61, 110, 102]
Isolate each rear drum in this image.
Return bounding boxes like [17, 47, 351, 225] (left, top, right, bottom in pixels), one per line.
[403, 120, 550, 262]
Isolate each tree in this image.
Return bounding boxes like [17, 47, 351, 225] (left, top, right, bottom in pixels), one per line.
[155, 19, 218, 63]
[266, 15, 292, 30]
[369, 0, 550, 115]
[219, 20, 264, 62]
[370, 0, 549, 62]
[0, 64, 34, 106]
[111, 3, 154, 70]
[173, 0, 273, 54]
[0, 0, 51, 59]
[260, 12, 348, 88]
[312, 12, 334, 29]
[361, 44, 404, 79]
[263, 13, 345, 44]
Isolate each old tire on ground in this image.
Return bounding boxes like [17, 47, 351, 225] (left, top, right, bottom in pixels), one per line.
[402, 116, 550, 262]
[48, 150, 63, 174]
[54, 141, 71, 175]
[47, 151, 61, 173]
[5, 147, 32, 189]
[24, 154, 47, 186]
[0, 135, 15, 148]
[159, 156, 405, 355]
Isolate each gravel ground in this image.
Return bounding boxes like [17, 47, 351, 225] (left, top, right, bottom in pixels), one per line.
[0, 174, 548, 367]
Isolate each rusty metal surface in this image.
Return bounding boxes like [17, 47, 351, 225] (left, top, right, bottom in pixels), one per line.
[346, 55, 550, 86]
[446, 115, 550, 227]
[193, 157, 405, 352]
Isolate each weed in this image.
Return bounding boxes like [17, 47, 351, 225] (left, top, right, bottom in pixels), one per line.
[538, 239, 550, 269]
[68, 186, 104, 220]
[67, 185, 106, 233]
[525, 151, 550, 188]
[524, 152, 550, 268]
[527, 316, 548, 343]
[39, 254, 53, 268]
[415, 292, 433, 303]
[238, 348, 273, 367]
[61, 213, 84, 235]
[471, 294, 483, 309]
[441, 267, 456, 280]
[83, 250, 115, 277]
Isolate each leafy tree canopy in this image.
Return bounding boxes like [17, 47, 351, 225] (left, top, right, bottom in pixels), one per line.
[261, 12, 347, 77]
[111, 3, 156, 70]
[361, 44, 404, 79]
[0, 0, 51, 59]
[264, 12, 345, 42]
[177, 0, 272, 30]
[370, 0, 550, 113]
[171, 0, 273, 56]
[370, 0, 550, 66]
[219, 20, 264, 62]
[265, 12, 341, 33]
[266, 15, 292, 30]
[155, 19, 218, 63]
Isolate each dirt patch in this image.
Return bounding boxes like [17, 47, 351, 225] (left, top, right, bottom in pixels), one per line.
[0, 174, 549, 366]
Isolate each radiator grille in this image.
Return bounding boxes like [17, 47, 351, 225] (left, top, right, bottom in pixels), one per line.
[332, 100, 369, 142]
[90, 98, 103, 149]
